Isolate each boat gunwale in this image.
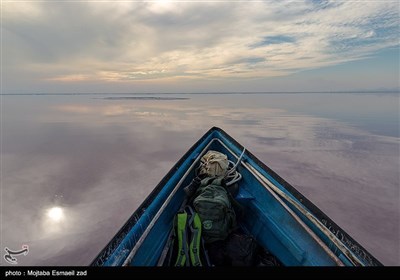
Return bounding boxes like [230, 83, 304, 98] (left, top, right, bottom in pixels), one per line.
[90, 126, 382, 266]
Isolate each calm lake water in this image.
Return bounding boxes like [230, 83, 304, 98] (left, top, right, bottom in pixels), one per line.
[1, 92, 399, 265]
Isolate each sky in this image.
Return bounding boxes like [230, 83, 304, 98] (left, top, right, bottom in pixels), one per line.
[2, 0, 399, 94]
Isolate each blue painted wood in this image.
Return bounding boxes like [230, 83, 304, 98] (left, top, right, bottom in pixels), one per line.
[91, 127, 382, 267]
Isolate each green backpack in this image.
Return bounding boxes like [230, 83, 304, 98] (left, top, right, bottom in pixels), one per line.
[193, 177, 237, 243]
[158, 205, 208, 267]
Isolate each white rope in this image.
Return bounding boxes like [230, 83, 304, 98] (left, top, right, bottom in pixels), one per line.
[224, 148, 245, 186]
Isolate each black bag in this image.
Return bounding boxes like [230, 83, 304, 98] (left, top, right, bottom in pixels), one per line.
[225, 232, 258, 266]
[256, 249, 282, 267]
[206, 231, 259, 266]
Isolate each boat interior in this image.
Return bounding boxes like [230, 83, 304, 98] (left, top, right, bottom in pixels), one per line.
[92, 128, 380, 267]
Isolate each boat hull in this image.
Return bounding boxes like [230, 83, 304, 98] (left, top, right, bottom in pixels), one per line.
[91, 127, 381, 266]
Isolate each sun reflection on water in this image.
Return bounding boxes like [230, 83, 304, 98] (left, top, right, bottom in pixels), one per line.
[47, 207, 64, 223]
[42, 206, 69, 235]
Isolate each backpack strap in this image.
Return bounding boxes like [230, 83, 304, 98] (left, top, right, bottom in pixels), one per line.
[174, 212, 190, 267]
[185, 206, 202, 266]
[174, 206, 207, 267]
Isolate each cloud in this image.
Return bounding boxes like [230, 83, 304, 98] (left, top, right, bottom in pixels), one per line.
[3, 1, 399, 86]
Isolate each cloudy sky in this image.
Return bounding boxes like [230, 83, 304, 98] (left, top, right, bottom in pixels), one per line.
[2, 0, 399, 93]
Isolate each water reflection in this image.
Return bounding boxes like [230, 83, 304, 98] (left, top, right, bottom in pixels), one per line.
[1, 93, 399, 265]
[42, 206, 68, 237]
[47, 207, 64, 223]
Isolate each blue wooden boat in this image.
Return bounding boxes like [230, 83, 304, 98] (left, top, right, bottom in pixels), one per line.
[91, 127, 381, 266]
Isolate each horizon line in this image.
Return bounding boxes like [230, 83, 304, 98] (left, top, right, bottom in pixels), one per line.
[1, 90, 399, 96]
